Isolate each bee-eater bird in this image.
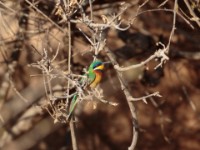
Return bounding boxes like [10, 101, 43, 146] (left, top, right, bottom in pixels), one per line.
[67, 60, 105, 120]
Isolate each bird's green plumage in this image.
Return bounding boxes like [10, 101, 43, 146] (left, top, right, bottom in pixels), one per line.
[67, 60, 104, 120]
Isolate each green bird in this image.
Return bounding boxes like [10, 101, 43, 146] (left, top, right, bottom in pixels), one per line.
[67, 60, 105, 120]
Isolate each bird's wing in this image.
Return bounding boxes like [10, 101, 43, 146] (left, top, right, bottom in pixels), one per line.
[88, 71, 96, 85]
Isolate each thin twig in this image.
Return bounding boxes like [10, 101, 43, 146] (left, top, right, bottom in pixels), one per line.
[171, 62, 196, 111]
[146, 91, 171, 143]
[129, 92, 161, 103]
[158, 0, 169, 7]
[114, 45, 169, 71]
[66, 0, 78, 149]
[0, 1, 16, 13]
[183, 0, 200, 27]
[24, 0, 65, 33]
[89, 0, 93, 21]
[132, 8, 194, 29]
[166, 0, 178, 53]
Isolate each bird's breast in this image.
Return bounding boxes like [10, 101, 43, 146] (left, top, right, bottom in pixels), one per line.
[89, 70, 102, 88]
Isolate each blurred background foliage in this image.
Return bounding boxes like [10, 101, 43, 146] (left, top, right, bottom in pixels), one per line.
[0, 0, 200, 150]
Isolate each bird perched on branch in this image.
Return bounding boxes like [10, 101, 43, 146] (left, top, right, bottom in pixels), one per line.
[67, 60, 105, 120]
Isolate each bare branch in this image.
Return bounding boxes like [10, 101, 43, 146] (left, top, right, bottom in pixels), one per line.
[129, 92, 162, 103]
[184, 0, 200, 27]
[114, 43, 169, 72]
[105, 48, 138, 150]
[70, 117, 78, 150]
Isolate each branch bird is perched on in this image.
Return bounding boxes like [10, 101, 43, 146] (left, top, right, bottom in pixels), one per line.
[67, 60, 105, 120]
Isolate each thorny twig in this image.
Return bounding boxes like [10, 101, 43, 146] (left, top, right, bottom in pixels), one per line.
[114, 0, 178, 72]
[70, 4, 130, 55]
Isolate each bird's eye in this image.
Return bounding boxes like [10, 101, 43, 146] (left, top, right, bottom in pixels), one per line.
[93, 62, 102, 69]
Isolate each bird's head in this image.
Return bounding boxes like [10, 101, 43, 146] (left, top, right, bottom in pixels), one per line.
[89, 60, 104, 71]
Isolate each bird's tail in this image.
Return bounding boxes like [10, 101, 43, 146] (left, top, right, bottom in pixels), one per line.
[67, 94, 78, 121]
